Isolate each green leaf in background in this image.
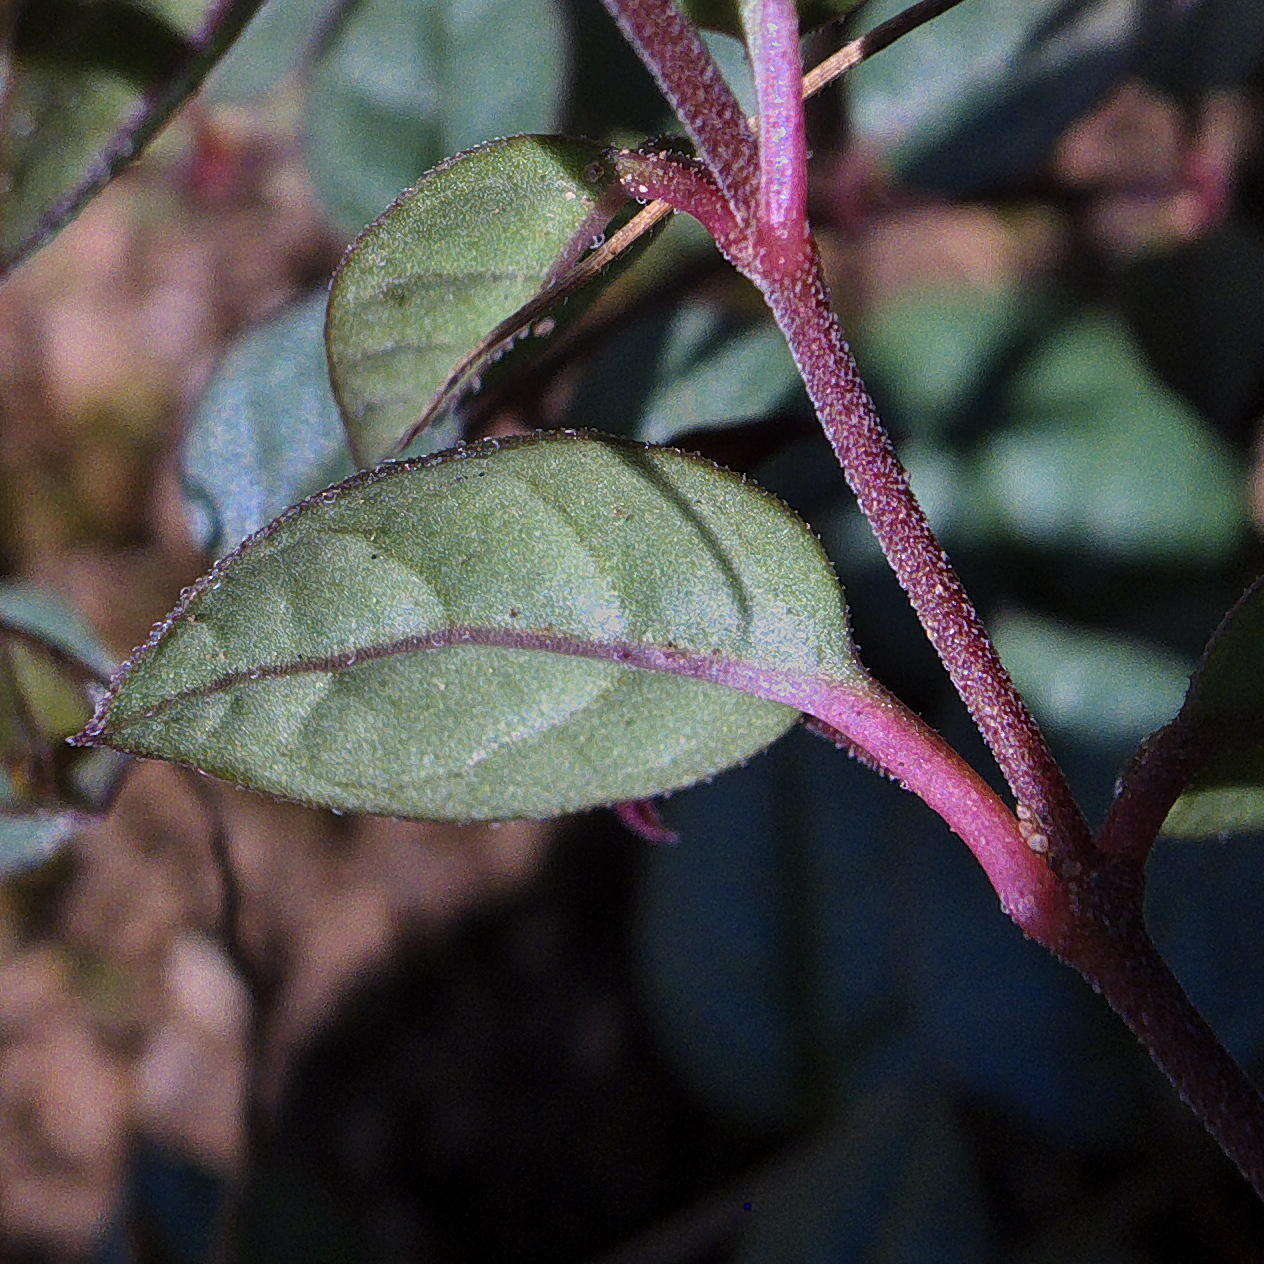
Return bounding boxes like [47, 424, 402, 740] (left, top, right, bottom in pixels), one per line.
[846, 0, 1141, 194]
[567, 296, 803, 444]
[853, 287, 1244, 561]
[990, 611, 1192, 746]
[306, 0, 569, 235]
[1161, 578, 1264, 837]
[183, 292, 460, 555]
[326, 135, 618, 465]
[79, 432, 865, 822]
[855, 283, 1054, 437]
[0, 584, 126, 875]
[186, 293, 355, 555]
[205, 0, 326, 100]
[980, 309, 1244, 562]
[0, 0, 260, 274]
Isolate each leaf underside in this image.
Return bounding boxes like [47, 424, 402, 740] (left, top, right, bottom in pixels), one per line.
[326, 135, 618, 466]
[81, 432, 864, 823]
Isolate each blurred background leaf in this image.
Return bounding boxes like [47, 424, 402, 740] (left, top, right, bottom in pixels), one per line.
[306, 0, 571, 234]
[845, 0, 1151, 194]
[182, 291, 461, 555]
[0, 583, 126, 875]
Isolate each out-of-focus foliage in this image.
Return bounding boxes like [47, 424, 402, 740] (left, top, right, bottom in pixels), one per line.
[0, 0, 188, 259]
[184, 292, 461, 554]
[567, 295, 804, 442]
[184, 293, 354, 555]
[0, 0, 263, 273]
[1161, 578, 1264, 836]
[305, 0, 571, 234]
[846, 0, 1149, 194]
[0, 584, 124, 875]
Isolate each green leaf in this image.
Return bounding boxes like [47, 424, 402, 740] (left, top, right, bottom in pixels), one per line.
[326, 135, 618, 466]
[205, 0, 325, 100]
[990, 611, 1192, 746]
[567, 296, 803, 444]
[0, 584, 126, 875]
[978, 310, 1244, 562]
[306, 0, 569, 235]
[79, 432, 865, 822]
[183, 292, 458, 555]
[1162, 578, 1264, 837]
[853, 289, 1243, 561]
[855, 283, 1054, 436]
[682, 0, 864, 37]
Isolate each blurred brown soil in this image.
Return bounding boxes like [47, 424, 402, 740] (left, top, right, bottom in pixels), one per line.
[0, 101, 553, 1257]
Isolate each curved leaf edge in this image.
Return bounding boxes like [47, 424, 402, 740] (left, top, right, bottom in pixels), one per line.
[324, 133, 625, 463]
[1103, 573, 1264, 847]
[71, 428, 876, 824]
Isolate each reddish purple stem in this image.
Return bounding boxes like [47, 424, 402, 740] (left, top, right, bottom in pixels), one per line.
[758, 251, 1093, 870]
[597, 0, 759, 219]
[742, 0, 810, 273]
[612, 149, 741, 244]
[615, 799, 681, 845]
[1097, 720, 1211, 859]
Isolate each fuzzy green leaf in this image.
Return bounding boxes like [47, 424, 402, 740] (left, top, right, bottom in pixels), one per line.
[78, 432, 866, 823]
[326, 135, 618, 466]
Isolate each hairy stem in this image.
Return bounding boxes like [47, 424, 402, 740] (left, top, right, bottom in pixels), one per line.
[602, 0, 1264, 1201]
[741, 0, 809, 272]
[759, 251, 1093, 869]
[1097, 719, 1211, 859]
[1070, 920, 1264, 1200]
[597, 0, 758, 217]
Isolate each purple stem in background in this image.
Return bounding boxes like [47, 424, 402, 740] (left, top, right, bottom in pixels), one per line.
[1, 0, 268, 277]
[742, 0, 809, 273]
[615, 799, 681, 845]
[597, 0, 759, 219]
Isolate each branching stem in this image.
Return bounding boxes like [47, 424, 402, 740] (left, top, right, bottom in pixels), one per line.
[600, 0, 1264, 1200]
